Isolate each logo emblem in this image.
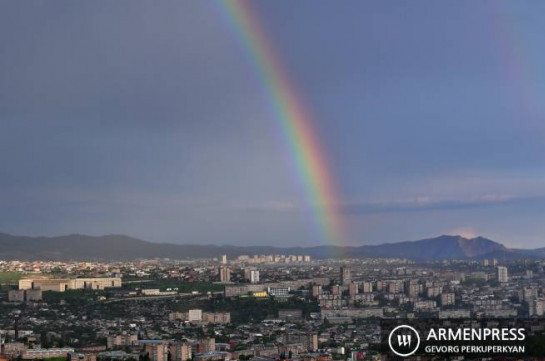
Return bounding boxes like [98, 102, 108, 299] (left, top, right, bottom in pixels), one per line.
[388, 325, 420, 357]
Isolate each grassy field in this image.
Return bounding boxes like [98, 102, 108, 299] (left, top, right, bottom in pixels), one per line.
[0, 271, 23, 282]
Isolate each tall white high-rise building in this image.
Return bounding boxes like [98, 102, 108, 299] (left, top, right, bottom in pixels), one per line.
[249, 270, 260, 283]
[244, 268, 260, 283]
[340, 266, 351, 285]
[219, 266, 231, 282]
[497, 266, 508, 283]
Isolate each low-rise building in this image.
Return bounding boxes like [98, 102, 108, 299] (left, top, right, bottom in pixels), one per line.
[22, 348, 75, 360]
[18, 277, 121, 292]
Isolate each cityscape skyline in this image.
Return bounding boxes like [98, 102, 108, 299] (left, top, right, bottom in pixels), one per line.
[1, 253, 544, 360]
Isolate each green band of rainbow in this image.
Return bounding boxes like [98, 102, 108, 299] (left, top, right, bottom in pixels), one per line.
[217, 0, 344, 245]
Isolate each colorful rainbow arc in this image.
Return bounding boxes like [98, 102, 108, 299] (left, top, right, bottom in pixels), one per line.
[217, 0, 345, 245]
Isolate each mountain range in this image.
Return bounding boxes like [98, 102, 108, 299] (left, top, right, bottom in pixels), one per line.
[0, 232, 543, 262]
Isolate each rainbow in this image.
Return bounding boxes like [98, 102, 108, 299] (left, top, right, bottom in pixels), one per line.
[217, 0, 345, 245]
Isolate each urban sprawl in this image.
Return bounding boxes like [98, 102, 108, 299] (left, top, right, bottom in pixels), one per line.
[0, 254, 544, 361]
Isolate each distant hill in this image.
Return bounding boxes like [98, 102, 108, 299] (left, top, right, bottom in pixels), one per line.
[0, 232, 541, 261]
[356, 235, 508, 261]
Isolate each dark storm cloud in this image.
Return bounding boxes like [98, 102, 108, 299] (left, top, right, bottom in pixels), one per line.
[1, 1, 545, 247]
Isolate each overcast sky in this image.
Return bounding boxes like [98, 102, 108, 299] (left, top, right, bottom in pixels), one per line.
[1, 1, 545, 248]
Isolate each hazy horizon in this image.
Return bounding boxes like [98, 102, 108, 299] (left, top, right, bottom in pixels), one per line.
[0, 229, 533, 251]
[2, 1, 545, 248]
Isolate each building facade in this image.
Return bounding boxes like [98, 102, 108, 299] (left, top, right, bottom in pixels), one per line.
[18, 277, 122, 292]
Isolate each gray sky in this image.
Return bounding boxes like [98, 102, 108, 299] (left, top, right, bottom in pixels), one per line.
[1, 1, 545, 248]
